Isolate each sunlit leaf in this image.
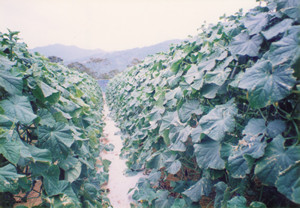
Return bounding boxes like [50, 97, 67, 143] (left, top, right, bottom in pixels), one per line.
[229, 32, 263, 57]
[268, 26, 300, 65]
[194, 138, 225, 170]
[239, 60, 296, 108]
[0, 73, 23, 95]
[0, 137, 20, 165]
[214, 181, 227, 208]
[38, 123, 74, 160]
[255, 135, 300, 186]
[227, 196, 247, 208]
[262, 18, 293, 40]
[0, 164, 24, 192]
[276, 162, 300, 204]
[0, 95, 37, 124]
[182, 178, 212, 202]
[199, 99, 238, 141]
[243, 12, 269, 35]
[159, 111, 181, 133]
[178, 99, 203, 123]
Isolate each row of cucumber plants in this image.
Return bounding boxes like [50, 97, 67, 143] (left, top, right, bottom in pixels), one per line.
[0, 30, 112, 207]
[106, 0, 299, 207]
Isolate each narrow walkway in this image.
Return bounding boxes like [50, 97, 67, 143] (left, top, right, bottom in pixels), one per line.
[101, 97, 142, 208]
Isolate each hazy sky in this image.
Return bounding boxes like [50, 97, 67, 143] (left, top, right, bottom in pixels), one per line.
[0, 0, 258, 51]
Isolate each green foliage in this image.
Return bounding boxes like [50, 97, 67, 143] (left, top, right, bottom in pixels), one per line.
[0, 31, 111, 207]
[106, 0, 300, 207]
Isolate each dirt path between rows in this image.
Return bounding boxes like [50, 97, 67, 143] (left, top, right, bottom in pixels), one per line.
[101, 97, 142, 208]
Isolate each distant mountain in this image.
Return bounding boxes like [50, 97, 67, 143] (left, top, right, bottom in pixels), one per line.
[79, 39, 182, 75]
[30, 39, 183, 79]
[30, 44, 106, 61]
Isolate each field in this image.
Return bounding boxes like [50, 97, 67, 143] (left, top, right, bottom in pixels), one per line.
[106, 0, 300, 207]
[0, 0, 299, 207]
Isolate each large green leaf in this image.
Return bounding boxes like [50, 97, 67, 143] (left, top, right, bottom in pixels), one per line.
[0, 164, 23, 192]
[65, 161, 81, 183]
[183, 64, 205, 90]
[254, 135, 300, 186]
[276, 162, 300, 204]
[48, 193, 81, 208]
[177, 126, 192, 143]
[228, 134, 266, 178]
[167, 72, 183, 89]
[165, 87, 183, 101]
[266, 120, 286, 138]
[29, 162, 51, 176]
[0, 95, 37, 124]
[0, 56, 16, 70]
[37, 109, 56, 127]
[146, 152, 171, 169]
[20, 143, 52, 164]
[34, 81, 60, 104]
[198, 58, 216, 72]
[183, 65, 202, 84]
[58, 96, 80, 114]
[42, 165, 73, 197]
[243, 118, 286, 138]
[201, 83, 221, 99]
[227, 196, 247, 208]
[190, 124, 202, 143]
[38, 123, 74, 160]
[204, 67, 231, 86]
[178, 99, 203, 123]
[243, 12, 269, 35]
[154, 190, 175, 208]
[262, 18, 293, 40]
[268, 26, 300, 65]
[0, 137, 20, 165]
[229, 32, 263, 57]
[182, 178, 212, 202]
[159, 111, 181, 133]
[81, 183, 98, 201]
[242, 118, 266, 136]
[148, 170, 161, 187]
[44, 179, 70, 197]
[0, 114, 13, 128]
[191, 78, 204, 91]
[171, 53, 184, 73]
[148, 107, 165, 122]
[0, 73, 23, 95]
[277, 0, 300, 9]
[59, 156, 82, 183]
[199, 99, 238, 141]
[169, 139, 186, 152]
[228, 118, 271, 178]
[194, 138, 225, 170]
[228, 153, 252, 179]
[282, 7, 300, 21]
[166, 160, 181, 174]
[171, 198, 188, 208]
[214, 181, 227, 208]
[250, 202, 267, 208]
[169, 126, 187, 152]
[132, 178, 158, 204]
[239, 60, 296, 108]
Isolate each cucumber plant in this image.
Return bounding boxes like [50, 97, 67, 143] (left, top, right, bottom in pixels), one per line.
[106, 0, 300, 207]
[0, 31, 111, 207]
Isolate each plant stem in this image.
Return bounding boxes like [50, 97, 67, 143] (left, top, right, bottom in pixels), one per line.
[258, 109, 267, 121]
[259, 186, 264, 202]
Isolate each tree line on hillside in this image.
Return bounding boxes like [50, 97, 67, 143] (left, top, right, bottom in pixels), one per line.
[47, 55, 141, 80]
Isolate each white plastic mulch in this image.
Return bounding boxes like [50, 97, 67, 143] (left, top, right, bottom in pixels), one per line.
[101, 99, 143, 208]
